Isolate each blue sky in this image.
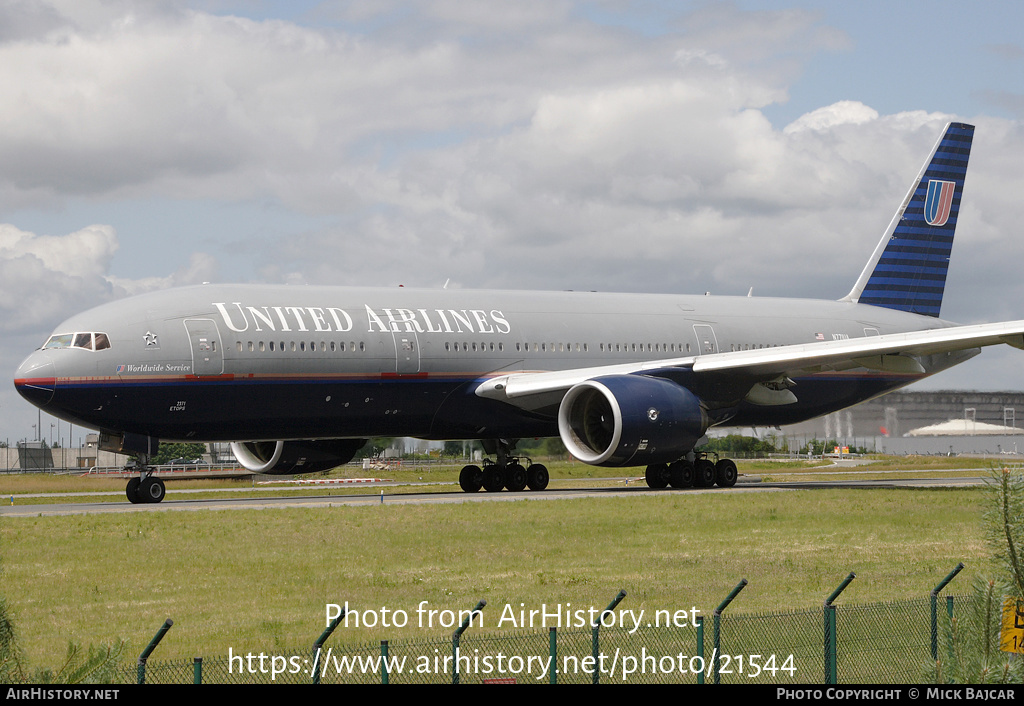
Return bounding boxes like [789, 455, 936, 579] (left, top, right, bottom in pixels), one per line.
[1, 0, 1023, 443]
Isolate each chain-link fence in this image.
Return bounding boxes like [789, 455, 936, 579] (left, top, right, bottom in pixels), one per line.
[116, 592, 969, 684]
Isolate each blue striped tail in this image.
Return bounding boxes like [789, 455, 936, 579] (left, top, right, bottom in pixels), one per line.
[847, 122, 973, 318]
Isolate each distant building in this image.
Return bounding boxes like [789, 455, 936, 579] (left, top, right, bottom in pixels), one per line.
[777, 390, 1024, 455]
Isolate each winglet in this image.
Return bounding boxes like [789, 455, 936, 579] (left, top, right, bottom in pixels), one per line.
[842, 122, 974, 317]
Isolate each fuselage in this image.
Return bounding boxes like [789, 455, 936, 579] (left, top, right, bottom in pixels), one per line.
[13, 283, 976, 443]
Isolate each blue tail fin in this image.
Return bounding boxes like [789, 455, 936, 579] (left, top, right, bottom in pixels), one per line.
[844, 122, 974, 317]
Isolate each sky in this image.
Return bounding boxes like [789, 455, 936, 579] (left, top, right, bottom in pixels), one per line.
[2, 0, 1024, 446]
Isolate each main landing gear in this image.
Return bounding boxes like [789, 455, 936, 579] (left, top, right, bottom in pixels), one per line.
[644, 453, 738, 490]
[458, 439, 550, 493]
[125, 454, 166, 504]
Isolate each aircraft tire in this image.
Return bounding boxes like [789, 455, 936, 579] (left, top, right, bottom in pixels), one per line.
[482, 465, 505, 492]
[126, 478, 142, 504]
[668, 460, 693, 488]
[459, 465, 483, 492]
[139, 477, 166, 503]
[506, 463, 528, 492]
[693, 459, 716, 488]
[526, 464, 549, 491]
[715, 459, 738, 488]
[645, 463, 669, 489]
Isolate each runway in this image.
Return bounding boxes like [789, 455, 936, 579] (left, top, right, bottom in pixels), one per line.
[0, 474, 989, 517]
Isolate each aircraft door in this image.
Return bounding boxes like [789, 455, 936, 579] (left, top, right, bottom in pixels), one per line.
[692, 324, 719, 355]
[184, 319, 224, 376]
[391, 331, 421, 374]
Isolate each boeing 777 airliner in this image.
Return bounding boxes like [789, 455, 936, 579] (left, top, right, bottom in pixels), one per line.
[14, 122, 1024, 503]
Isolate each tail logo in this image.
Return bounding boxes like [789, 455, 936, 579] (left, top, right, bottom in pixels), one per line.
[923, 179, 956, 226]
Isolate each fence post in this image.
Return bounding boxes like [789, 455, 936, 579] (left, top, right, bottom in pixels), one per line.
[825, 605, 836, 684]
[823, 572, 855, 684]
[696, 614, 704, 685]
[713, 579, 747, 684]
[946, 595, 955, 667]
[452, 600, 486, 684]
[192, 657, 202, 684]
[136, 618, 173, 684]
[312, 606, 346, 684]
[381, 640, 389, 684]
[591, 589, 627, 684]
[931, 562, 964, 661]
[549, 627, 558, 684]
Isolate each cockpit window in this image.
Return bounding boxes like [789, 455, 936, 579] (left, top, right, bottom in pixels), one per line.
[42, 334, 73, 349]
[42, 332, 111, 351]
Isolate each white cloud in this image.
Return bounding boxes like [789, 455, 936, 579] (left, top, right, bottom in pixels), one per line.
[107, 251, 219, 295]
[0, 223, 217, 332]
[1, 2, 1024, 438]
[0, 224, 118, 333]
[783, 100, 879, 133]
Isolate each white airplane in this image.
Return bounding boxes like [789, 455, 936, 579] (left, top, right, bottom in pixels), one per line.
[14, 122, 1024, 503]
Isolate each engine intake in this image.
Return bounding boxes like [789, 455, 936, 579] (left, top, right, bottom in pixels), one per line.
[231, 439, 367, 474]
[557, 375, 707, 466]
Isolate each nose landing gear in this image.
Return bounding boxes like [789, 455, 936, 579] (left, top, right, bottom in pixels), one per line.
[125, 454, 166, 504]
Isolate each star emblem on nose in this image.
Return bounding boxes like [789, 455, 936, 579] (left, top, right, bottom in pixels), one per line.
[143, 331, 159, 347]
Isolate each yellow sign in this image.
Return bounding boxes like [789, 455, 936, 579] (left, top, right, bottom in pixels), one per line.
[999, 597, 1024, 654]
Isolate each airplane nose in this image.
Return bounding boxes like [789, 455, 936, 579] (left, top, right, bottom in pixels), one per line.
[14, 352, 56, 408]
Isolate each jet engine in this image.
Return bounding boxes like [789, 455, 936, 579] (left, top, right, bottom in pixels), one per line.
[230, 439, 367, 474]
[557, 375, 707, 466]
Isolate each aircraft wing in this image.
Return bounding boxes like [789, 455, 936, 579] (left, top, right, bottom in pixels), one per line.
[475, 319, 1024, 407]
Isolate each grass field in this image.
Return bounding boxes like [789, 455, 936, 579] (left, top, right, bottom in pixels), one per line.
[0, 462, 995, 670]
[0, 454, 1004, 503]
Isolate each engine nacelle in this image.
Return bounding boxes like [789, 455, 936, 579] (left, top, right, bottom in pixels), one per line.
[557, 375, 707, 467]
[231, 439, 367, 474]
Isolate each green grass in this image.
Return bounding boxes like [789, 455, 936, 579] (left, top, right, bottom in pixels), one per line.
[0, 484, 990, 668]
[0, 455, 1000, 504]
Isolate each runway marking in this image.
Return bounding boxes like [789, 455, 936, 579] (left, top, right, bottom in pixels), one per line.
[0, 476, 986, 517]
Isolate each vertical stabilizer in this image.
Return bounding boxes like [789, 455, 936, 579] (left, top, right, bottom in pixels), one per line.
[843, 122, 974, 317]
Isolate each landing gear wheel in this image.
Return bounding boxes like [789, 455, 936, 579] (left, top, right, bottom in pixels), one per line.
[715, 459, 738, 488]
[482, 465, 505, 492]
[459, 465, 483, 492]
[126, 478, 141, 504]
[645, 463, 669, 489]
[526, 464, 549, 491]
[668, 460, 694, 488]
[505, 463, 527, 492]
[138, 477, 166, 503]
[693, 459, 716, 488]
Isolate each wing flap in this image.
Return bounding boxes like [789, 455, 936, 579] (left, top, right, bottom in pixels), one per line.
[691, 320, 1024, 376]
